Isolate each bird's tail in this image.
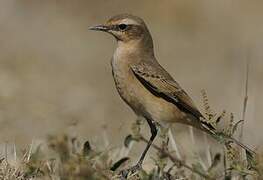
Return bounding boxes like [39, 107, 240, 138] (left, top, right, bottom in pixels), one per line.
[200, 122, 256, 156]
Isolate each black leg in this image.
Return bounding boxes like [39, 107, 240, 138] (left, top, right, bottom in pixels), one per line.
[120, 118, 158, 178]
[137, 118, 158, 165]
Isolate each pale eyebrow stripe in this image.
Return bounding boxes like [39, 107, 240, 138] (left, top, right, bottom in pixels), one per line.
[120, 18, 140, 25]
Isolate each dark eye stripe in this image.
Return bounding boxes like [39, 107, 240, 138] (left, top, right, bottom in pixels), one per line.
[111, 24, 131, 31]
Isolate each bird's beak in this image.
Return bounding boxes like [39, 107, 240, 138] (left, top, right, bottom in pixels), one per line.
[89, 24, 109, 32]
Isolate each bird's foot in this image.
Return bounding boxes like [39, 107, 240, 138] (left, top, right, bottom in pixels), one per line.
[118, 163, 142, 179]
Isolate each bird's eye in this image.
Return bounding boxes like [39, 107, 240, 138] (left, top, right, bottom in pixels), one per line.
[118, 24, 127, 30]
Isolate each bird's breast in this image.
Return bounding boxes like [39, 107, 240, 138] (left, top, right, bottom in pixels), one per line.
[111, 54, 184, 123]
[111, 54, 139, 111]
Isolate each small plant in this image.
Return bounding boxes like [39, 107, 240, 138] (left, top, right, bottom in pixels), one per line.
[0, 91, 262, 179]
[0, 126, 261, 180]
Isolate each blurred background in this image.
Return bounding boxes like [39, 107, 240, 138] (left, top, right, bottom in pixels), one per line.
[0, 0, 262, 157]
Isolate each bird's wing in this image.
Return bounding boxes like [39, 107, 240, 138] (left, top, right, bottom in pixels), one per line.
[131, 62, 257, 155]
[131, 62, 215, 130]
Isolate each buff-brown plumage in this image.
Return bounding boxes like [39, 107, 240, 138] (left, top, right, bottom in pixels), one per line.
[89, 14, 254, 178]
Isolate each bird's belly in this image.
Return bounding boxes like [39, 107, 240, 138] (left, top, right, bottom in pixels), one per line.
[144, 94, 184, 123]
[112, 69, 184, 123]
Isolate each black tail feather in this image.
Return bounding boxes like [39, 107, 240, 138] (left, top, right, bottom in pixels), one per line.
[200, 122, 256, 156]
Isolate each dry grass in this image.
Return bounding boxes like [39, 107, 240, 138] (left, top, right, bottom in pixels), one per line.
[0, 90, 261, 180]
[0, 118, 262, 180]
[0, 92, 262, 180]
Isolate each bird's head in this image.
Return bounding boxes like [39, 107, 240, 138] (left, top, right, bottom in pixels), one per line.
[89, 14, 153, 44]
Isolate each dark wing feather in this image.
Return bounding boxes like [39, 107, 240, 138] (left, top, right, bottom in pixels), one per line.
[131, 62, 256, 155]
[131, 62, 215, 130]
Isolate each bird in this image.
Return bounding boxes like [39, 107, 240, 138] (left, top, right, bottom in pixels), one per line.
[89, 14, 254, 178]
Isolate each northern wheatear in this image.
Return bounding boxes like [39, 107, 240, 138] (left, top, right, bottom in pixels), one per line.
[89, 14, 254, 178]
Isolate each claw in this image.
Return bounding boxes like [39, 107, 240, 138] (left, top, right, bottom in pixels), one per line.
[119, 163, 142, 179]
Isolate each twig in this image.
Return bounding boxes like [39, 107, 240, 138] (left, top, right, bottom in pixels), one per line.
[238, 55, 250, 165]
[4, 141, 8, 163]
[203, 132, 212, 167]
[189, 126, 207, 171]
[223, 146, 228, 179]
[168, 129, 181, 160]
[13, 143, 17, 163]
[239, 57, 249, 141]
[27, 140, 34, 162]
[139, 136, 215, 180]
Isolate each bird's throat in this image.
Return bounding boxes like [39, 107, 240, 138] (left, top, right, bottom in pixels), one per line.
[115, 39, 154, 61]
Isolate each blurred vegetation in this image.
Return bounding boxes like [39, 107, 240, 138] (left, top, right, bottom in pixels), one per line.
[1, 0, 263, 147]
[0, 96, 262, 180]
[0, 130, 262, 180]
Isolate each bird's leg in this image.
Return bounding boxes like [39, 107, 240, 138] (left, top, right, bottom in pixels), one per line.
[120, 118, 158, 179]
[137, 118, 158, 165]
